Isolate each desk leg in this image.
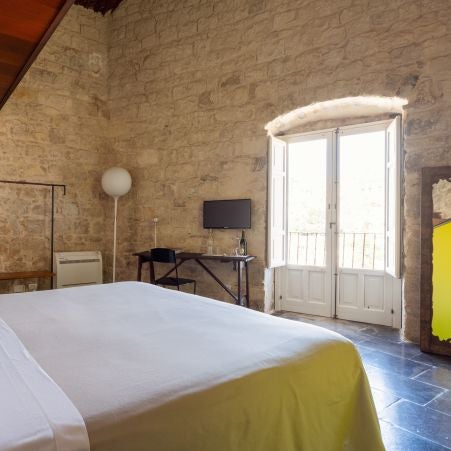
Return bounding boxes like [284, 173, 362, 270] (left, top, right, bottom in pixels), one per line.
[137, 256, 143, 281]
[245, 261, 250, 308]
[194, 259, 238, 303]
[237, 261, 242, 306]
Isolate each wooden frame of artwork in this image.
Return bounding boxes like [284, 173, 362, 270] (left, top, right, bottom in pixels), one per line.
[420, 166, 451, 356]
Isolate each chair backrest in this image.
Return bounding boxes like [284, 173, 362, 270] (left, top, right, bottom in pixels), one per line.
[150, 248, 177, 264]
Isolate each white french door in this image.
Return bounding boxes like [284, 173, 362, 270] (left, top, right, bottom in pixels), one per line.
[279, 131, 335, 317]
[335, 121, 401, 326]
[270, 119, 402, 327]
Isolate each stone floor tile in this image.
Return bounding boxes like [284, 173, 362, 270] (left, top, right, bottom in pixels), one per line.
[427, 391, 451, 416]
[359, 324, 404, 341]
[414, 367, 451, 390]
[381, 400, 451, 448]
[364, 364, 445, 405]
[359, 348, 431, 378]
[410, 352, 451, 370]
[380, 420, 449, 451]
[358, 336, 420, 358]
[370, 387, 400, 414]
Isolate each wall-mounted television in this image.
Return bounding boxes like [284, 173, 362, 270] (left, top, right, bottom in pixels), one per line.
[203, 199, 251, 229]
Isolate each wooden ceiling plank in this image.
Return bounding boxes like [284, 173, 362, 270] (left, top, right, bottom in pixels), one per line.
[0, 0, 63, 42]
[0, 61, 26, 77]
[0, 74, 18, 92]
[39, 0, 69, 7]
[0, 34, 35, 66]
[0, 0, 76, 110]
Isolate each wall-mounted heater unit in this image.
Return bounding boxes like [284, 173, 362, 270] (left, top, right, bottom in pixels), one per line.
[54, 251, 103, 289]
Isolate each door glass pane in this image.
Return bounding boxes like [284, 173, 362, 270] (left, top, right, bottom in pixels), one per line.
[288, 138, 327, 266]
[338, 130, 385, 270]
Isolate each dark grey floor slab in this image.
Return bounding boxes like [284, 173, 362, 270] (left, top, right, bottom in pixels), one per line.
[276, 312, 363, 331]
[359, 323, 403, 341]
[355, 343, 373, 355]
[359, 336, 420, 358]
[380, 420, 449, 451]
[381, 400, 451, 448]
[414, 367, 451, 390]
[359, 348, 432, 378]
[371, 387, 400, 414]
[410, 352, 451, 370]
[321, 327, 368, 342]
[314, 320, 366, 334]
[364, 364, 445, 405]
[427, 391, 451, 416]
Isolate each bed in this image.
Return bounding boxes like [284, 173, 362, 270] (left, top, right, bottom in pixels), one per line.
[0, 282, 384, 451]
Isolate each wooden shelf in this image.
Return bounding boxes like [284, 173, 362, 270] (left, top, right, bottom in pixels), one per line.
[0, 271, 55, 281]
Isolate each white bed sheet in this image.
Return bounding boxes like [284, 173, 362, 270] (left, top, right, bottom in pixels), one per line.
[0, 318, 89, 451]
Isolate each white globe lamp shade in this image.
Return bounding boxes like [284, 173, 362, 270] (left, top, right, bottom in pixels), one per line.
[102, 167, 132, 283]
[102, 167, 132, 198]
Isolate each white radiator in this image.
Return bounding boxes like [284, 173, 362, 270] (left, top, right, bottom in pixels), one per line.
[53, 251, 103, 289]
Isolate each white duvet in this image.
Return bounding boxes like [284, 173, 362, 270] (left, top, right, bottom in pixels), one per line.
[0, 282, 383, 451]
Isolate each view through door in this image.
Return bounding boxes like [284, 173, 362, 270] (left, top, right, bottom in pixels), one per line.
[277, 120, 402, 327]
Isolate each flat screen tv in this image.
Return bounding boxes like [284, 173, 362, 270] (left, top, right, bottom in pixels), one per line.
[203, 199, 251, 229]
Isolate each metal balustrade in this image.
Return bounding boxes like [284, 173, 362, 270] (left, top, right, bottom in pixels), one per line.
[288, 231, 384, 269]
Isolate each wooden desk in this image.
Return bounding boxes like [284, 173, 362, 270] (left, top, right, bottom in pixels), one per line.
[0, 271, 54, 281]
[133, 251, 255, 308]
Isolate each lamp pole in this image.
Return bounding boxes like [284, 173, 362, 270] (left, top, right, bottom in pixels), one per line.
[113, 197, 118, 282]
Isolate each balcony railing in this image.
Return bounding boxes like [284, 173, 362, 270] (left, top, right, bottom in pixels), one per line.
[288, 231, 384, 270]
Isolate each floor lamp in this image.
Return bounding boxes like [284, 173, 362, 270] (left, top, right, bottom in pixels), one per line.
[102, 167, 132, 282]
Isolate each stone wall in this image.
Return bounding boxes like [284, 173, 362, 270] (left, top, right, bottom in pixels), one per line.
[108, 0, 451, 342]
[0, 6, 114, 292]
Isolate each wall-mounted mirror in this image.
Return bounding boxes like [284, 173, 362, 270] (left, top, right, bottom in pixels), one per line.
[421, 167, 451, 356]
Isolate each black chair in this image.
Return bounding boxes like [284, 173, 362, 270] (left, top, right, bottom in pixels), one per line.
[149, 248, 196, 294]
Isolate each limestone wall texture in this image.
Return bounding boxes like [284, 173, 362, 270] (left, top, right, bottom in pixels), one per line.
[108, 0, 451, 342]
[0, 6, 114, 291]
